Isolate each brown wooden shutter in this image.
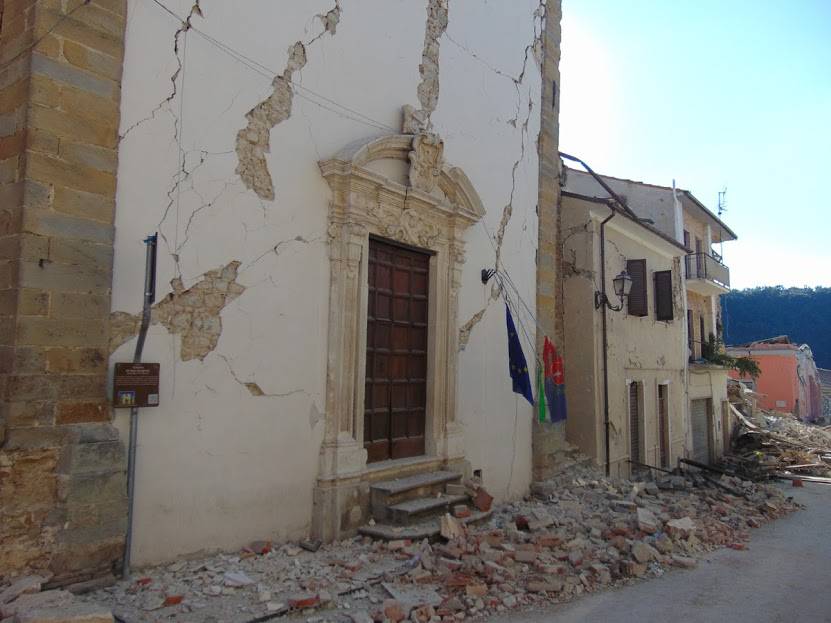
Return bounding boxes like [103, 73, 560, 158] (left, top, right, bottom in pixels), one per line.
[626, 259, 647, 317]
[629, 382, 640, 463]
[654, 270, 674, 321]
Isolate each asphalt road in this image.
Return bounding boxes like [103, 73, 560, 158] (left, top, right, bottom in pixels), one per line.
[490, 483, 831, 623]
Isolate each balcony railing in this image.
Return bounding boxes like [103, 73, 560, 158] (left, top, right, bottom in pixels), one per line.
[685, 252, 730, 289]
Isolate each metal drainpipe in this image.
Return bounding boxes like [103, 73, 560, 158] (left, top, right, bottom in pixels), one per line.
[122, 233, 157, 577]
[599, 206, 615, 476]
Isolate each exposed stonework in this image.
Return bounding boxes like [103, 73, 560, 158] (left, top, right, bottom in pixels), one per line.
[109, 261, 245, 361]
[458, 308, 486, 351]
[235, 43, 306, 200]
[403, 0, 449, 133]
[533, 0, 565, 481]
[312, 0, 341, 40]
[235, 2, 341, 200]
[0, 0, 129, 583]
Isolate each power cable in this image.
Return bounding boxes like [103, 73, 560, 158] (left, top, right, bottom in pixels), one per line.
[147, 0, 399, 134]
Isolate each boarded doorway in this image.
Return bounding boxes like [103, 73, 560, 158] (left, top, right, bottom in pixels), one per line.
[690, 398, 712, 464]
[364, 238, 429, 463]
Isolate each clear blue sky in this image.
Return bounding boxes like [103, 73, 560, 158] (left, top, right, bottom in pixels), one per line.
[559, 0, 831, 289]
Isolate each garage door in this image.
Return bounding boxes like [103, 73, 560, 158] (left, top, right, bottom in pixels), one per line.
[690, 398, 711, 464]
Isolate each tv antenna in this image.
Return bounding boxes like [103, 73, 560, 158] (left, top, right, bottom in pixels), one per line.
[717, 187, 727, 217]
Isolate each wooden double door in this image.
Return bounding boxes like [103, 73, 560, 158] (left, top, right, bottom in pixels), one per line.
[364, 238, 429, 463]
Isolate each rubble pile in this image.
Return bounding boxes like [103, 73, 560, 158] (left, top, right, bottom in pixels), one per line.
[0, 575, 114, 623]
[36, 464, 796, 623]
[725, 407, 831, 479]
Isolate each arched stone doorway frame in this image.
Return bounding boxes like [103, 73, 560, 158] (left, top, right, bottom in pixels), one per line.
[313, 132, 485, 540]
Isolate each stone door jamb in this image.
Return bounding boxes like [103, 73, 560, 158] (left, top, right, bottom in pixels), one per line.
[312, 132, 484, 539]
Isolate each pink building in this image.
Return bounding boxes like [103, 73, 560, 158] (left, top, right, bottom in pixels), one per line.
[726, 336, 822, 422]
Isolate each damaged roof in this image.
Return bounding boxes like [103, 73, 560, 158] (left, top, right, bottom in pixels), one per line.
[561, 166, 738, 243]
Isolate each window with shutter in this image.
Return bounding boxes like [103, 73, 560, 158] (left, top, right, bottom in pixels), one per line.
[654, 270, 674, 321]
[626, 259, 647, 316]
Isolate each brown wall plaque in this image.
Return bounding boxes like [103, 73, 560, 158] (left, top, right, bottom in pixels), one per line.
[113, 363, 160, 408]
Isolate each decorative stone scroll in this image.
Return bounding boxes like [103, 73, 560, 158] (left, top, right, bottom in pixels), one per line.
[384, 208, 441, 248]
[409, 133, 444, 193]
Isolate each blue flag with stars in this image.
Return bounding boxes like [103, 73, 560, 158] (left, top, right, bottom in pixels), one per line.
[505, 304, 534, 405]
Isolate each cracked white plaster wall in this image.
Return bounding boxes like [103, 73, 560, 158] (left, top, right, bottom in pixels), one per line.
[235, 1, 342, 200]
[451, 1, 544, 349]
[457, 91, 535, 347]
[120, 1, 204, 142]
[112, 0, 544, 562]
[217, 353, 311, 399]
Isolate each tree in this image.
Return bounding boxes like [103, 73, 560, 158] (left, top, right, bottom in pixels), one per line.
[723, 287, 831, 368]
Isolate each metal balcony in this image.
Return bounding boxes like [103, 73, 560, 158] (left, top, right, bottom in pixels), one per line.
[685, 252, 730, 295]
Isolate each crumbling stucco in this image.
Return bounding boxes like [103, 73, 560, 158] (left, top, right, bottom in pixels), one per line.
[235, 43, 307, 201]
[311, 0, 341, 41]
[110, 261, 245, 361]
[235, 2, 341, 200]
[458, 307, 486, 351]
[404, 0, 449, 133]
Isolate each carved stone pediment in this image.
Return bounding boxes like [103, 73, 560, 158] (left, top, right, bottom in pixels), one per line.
[319, 133, 485, 244]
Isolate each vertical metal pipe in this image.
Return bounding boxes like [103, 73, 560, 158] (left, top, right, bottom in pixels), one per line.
[599, 209, 615, 476]
[123, 234, 157, 577]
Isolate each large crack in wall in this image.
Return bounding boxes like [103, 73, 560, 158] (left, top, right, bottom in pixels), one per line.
[235, 2, 341, 200]
[456, 3, 545, 350]
[404, 0, 449, 133]
[110, 261, 245, 361]
[120, 1, 204, 142]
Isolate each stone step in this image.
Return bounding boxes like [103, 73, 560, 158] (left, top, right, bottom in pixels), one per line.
[388, 494, 469, 525]
[358, 509, 492, 541]
[370, 470, 463, 518]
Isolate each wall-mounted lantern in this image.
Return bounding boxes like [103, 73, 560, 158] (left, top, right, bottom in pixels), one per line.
[595, 269, 632, 311]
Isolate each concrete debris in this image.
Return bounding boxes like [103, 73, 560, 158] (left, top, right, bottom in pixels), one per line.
[301, 539, 323, 553]
[223, 571, 255, 587]
[0, 576, 46, 605]
[636, 507, 659, 534]
[726, 406, 831, 480]
[440, 513, 464, 540]
[666, 517, 696, 539]
[15, 602, 114, 623]
[51, 464, 797, 622]
[0, 590, 80, 619]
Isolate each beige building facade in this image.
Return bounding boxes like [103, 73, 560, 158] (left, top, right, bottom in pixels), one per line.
[560, 191, 688, 478]
[560, 168, 737, 472]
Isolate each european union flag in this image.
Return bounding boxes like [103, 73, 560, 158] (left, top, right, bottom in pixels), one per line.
[506, 304, 534, 406]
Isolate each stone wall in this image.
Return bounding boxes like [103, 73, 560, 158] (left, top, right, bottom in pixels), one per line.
[0, 0, 128, 584]
[532, 0, 568, 480]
